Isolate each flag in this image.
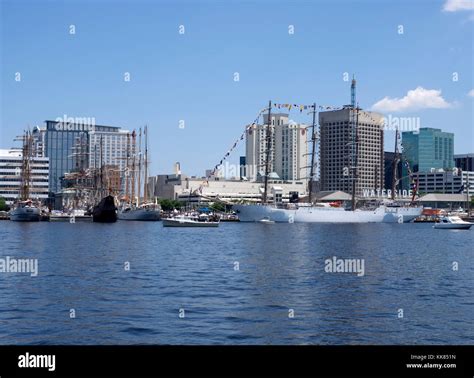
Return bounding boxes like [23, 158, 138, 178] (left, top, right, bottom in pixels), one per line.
[457, 184, 465, 193]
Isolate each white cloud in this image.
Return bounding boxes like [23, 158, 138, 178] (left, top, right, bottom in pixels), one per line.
[443, 0, 474, 12]
[468, 89, 474, 97]
[371, 87, 454, 113]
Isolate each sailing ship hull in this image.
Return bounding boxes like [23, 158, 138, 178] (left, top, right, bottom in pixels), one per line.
[118, 208, 161, 221]
[233, 204, 423, 223]
[10, 207, 41, 222]
[92, 195, 117, 223]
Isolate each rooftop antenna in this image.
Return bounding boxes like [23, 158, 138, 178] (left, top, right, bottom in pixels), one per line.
[351, 75, 356, 107]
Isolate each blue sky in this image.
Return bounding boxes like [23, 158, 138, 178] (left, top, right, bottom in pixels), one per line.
[1, 0, 473, 176]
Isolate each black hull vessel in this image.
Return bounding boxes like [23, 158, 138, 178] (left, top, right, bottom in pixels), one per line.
[92, 195, 117, 223]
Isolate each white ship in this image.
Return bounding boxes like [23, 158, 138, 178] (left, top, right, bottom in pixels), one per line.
[10, 131, 41, 222]
[10, 200, 41, 222]
[118, 203, 161, 221]
[118, 126, 161, 221]
[233, 94, 423, 223]
[233, 202, 422, 223]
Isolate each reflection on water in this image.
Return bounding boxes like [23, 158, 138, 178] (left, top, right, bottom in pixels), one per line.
[0, 222, 472, 345]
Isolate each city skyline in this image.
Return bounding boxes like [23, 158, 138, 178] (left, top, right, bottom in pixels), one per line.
[1, 0, 473, 177]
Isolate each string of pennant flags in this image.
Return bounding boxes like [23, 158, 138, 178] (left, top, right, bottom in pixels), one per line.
[194, 107, 270, 194]
[194, 102, 387, 195]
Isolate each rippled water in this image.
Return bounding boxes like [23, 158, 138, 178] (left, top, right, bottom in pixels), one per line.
[0, 221, 472, 345]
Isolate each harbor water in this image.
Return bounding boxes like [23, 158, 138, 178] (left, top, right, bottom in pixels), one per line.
[0, 221, 473, 345]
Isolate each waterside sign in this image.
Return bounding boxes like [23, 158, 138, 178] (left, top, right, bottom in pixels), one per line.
[362, 189, 413, 198]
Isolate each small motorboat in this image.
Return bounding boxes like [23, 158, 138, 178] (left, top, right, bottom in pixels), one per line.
[162, 214, 219, 227]
[258, 217, 275, 224]
[433, 216, 473, 230]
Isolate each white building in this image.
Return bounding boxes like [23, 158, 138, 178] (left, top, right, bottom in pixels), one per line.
[414, 169, 474, 195]
[245, 113, 308, 182]
[88, 130, 134, 193]
[0, 149, 49, 205]
[149, 173, 308, 204]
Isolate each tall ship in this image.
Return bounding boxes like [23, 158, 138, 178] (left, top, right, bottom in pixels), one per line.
[233, 84, 423, 223]
[90, 135, 118, 223]
[92, 194, 117, 223]
[118, 126, 161, 221]
[10, 131, 41, 222]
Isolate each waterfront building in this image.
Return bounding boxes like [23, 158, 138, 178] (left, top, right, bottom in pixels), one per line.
[319, 106, 384, 195]
[412, 169, 474, 195]
[149, 172, 308, 204]
[245, 113, 308, 182]
[88, 129, 132, 186]
[418, 193, 470, 210]
[454, 153, 474, 171]
[33, 120, 130, 195]
[0, 149, 49, 205]
[402, 128, 454, 172]
[402, 127, 455, 190]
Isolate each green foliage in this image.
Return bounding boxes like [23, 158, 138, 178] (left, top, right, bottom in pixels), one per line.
[0, 197, 8, 211]
[158, 198, 184, 211]
[210, 202, 226, 212]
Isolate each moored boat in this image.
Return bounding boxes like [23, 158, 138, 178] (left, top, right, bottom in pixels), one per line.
[163, 214, 219, 227]
[433, 216, 473, 230]
[92, 195, 117, 223]
[49, 209, 92, 222]
[118, 203, 161, 221]
[233, 202, 423, 223]
[10, 200, 41, 222]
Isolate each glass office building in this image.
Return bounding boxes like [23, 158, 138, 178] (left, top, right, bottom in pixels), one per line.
[41, 120, 122, 194]
[401, 127, 455, 189]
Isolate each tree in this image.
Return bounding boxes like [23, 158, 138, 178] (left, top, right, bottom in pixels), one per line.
[210, 202, 226, 212]
[0, 197, 9, 211]
[158, 198, 184, 211]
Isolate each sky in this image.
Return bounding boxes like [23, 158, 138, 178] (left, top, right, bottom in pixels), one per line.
[1, 0, 473, 176]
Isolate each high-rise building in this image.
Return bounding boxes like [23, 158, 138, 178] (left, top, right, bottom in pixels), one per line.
[402, 128, 454, 173]
[0, 149, 49, 205]
[454, 153, 474, 172]
[88, 129, 132, 175]
[33, 120, 130, 195]
[402, 127, 454, 189]
[245, 113, 308, 182]
[319, 107, 384, 195]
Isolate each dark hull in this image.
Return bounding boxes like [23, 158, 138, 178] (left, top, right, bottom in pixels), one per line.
[92, 195, 117, 223]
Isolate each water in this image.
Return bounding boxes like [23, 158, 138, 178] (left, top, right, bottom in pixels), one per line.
[0, 221, 472, 345]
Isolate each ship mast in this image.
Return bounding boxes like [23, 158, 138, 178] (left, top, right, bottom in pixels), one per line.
[137, 127, 142, 205]
[466, 156, 471, 214]
[131, 130, 136, 203]
[144, 125, 148, 203]
[262, 100, 272, 204]
[19, 130, 33, 201]
[350, 76, 358, 211]
[308, 102, 317, 204]
[125, 132, 130, 203]
[391, 127, 400, 200]
[351, 106, 359, 211]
